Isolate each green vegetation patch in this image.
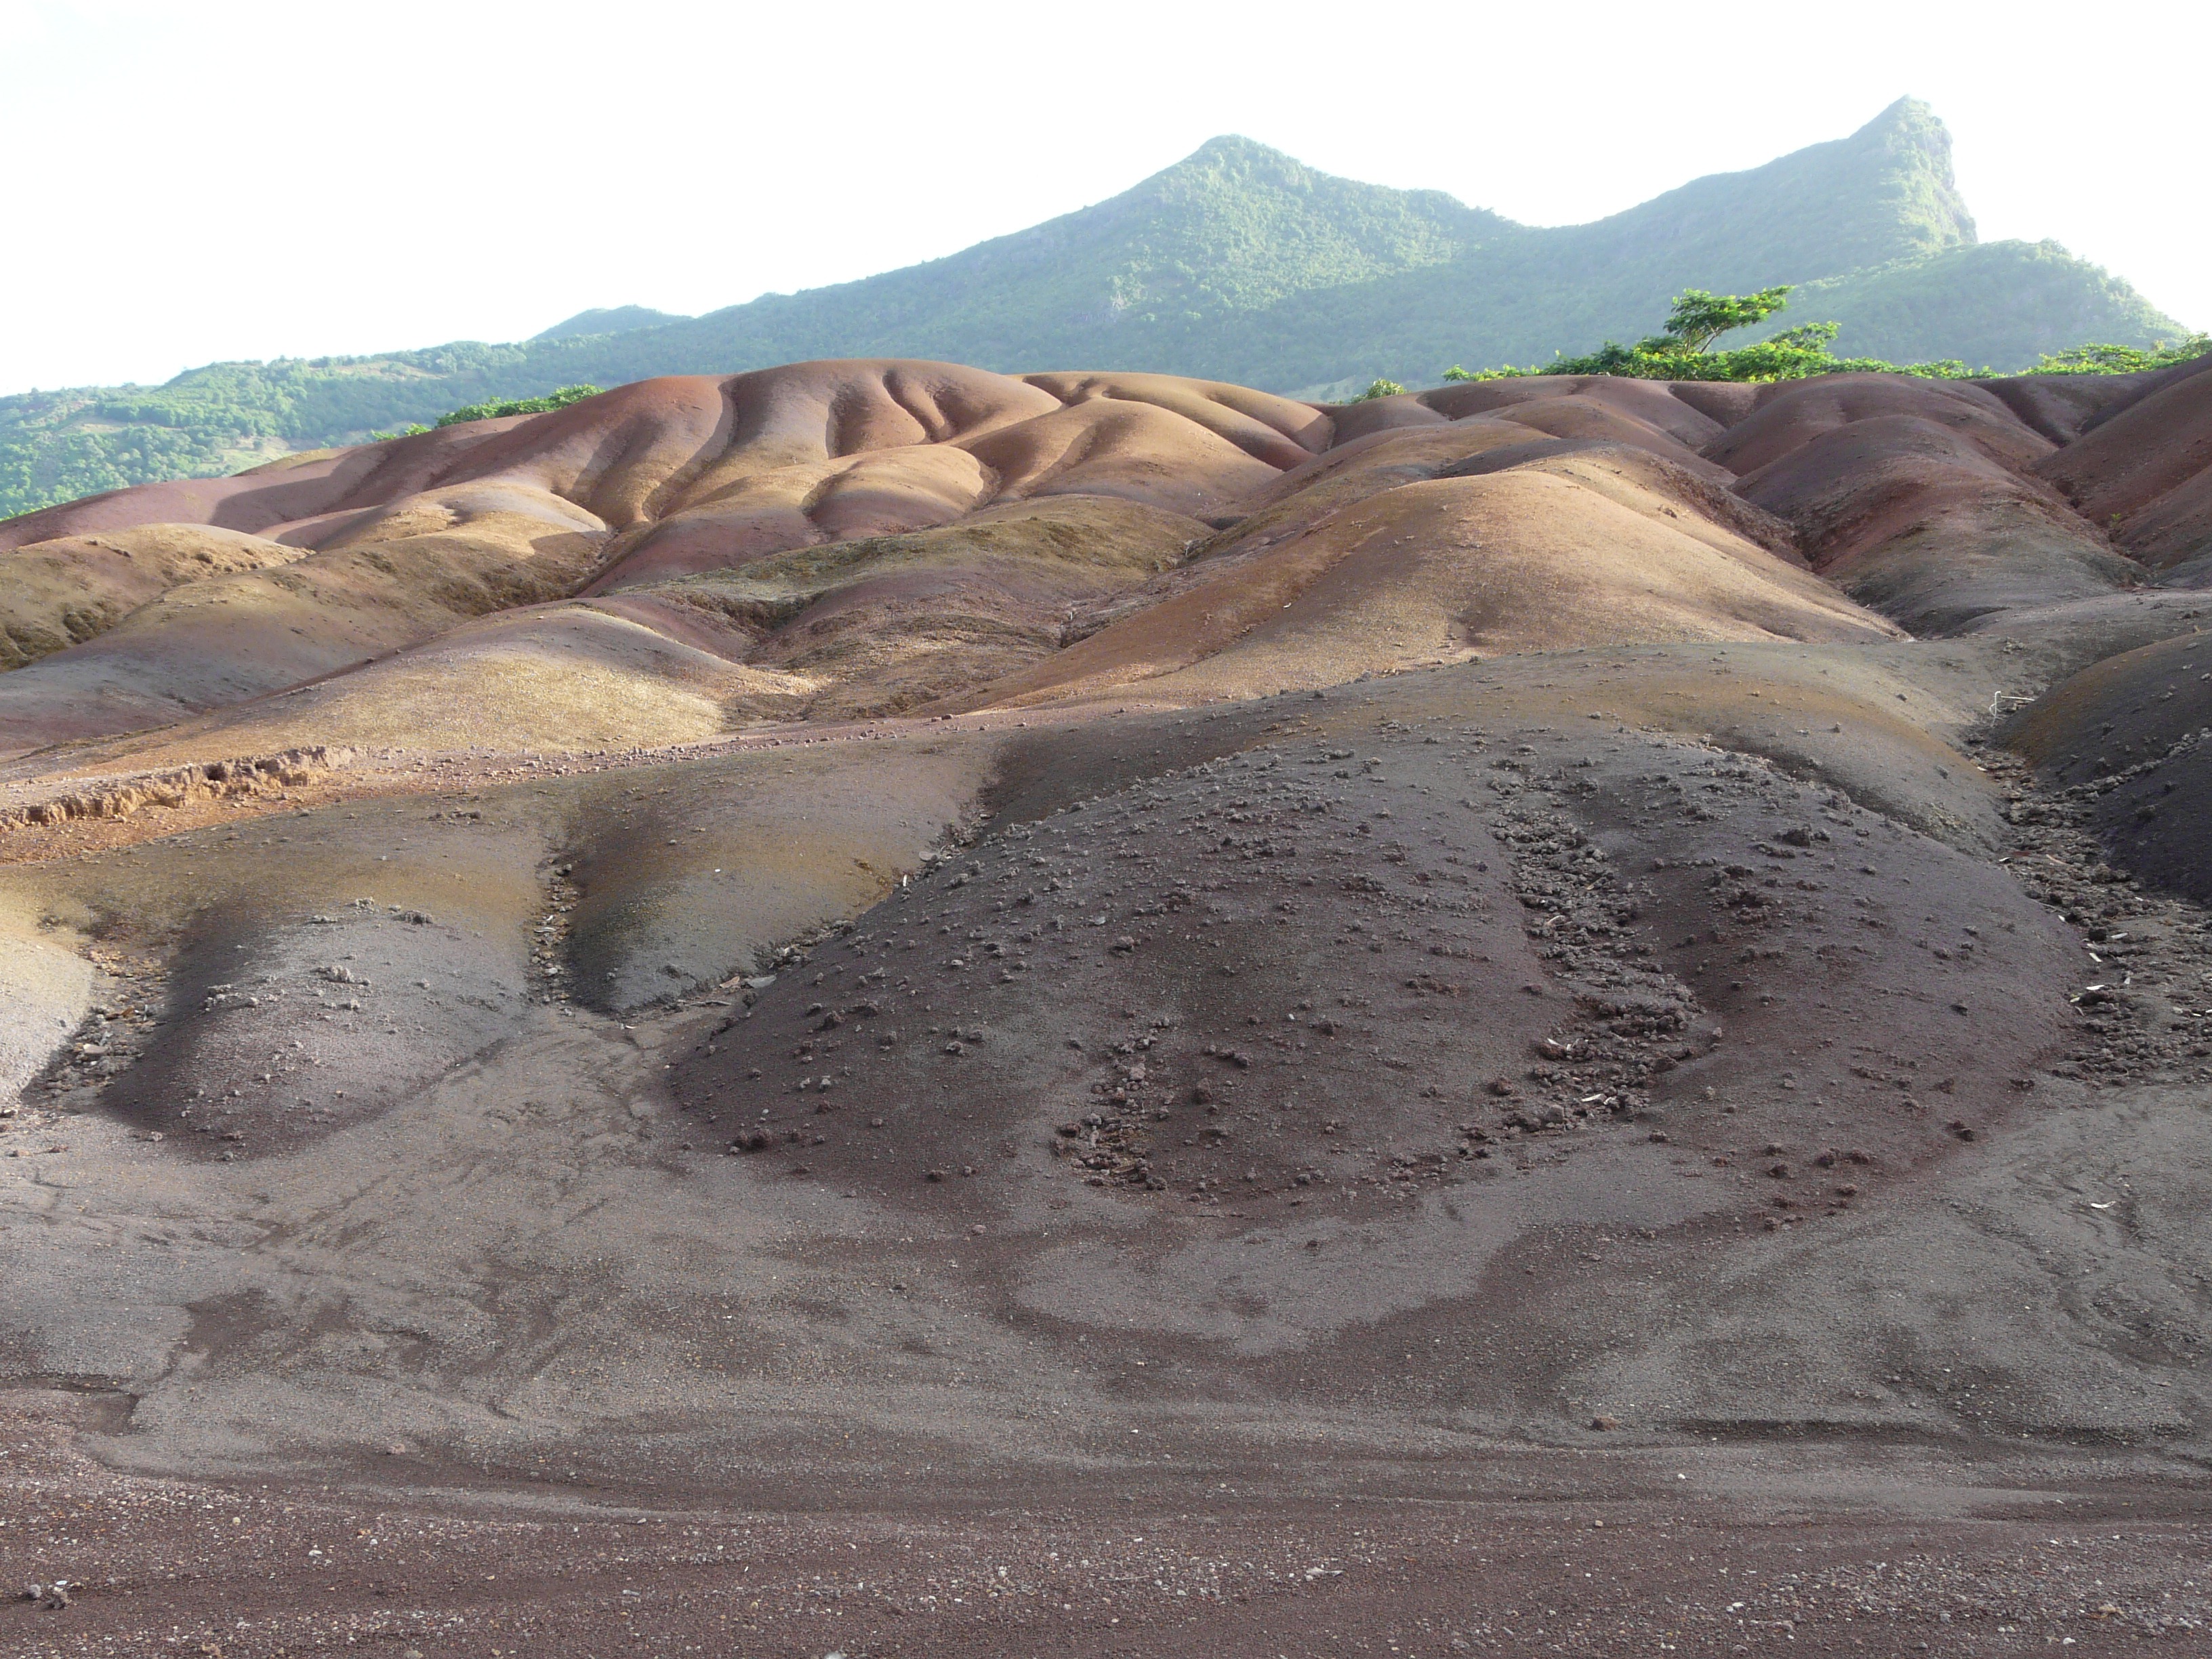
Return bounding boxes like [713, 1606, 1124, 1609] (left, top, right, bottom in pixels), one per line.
[1437, 287, 2209, 387]
[433, 384, 602, 428]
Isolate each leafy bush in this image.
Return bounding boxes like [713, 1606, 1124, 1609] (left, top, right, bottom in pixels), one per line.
[2020, 336, 2212, 375]
[1440, 289, 2207, 387]
[433, 384, 602, 427]
[1349, 378, 1409, 401]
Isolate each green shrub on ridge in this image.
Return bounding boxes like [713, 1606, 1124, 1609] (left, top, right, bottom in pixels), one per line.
[433, 384, 602, 427]
[1433, 289, 2208, 388]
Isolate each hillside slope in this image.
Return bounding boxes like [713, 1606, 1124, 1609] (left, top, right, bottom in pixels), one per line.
[3, 355, 2212, 1580]
[0, 101, 2184, 518]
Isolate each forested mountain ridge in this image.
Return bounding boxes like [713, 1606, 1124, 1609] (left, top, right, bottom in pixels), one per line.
[1, 100, 2182, 518]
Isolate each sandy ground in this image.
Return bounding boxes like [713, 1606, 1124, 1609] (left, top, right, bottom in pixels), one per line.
[2, 661, 2211, 1655]
[3, 1389, 2207, 1656]
[4, 357, 2212, 1654]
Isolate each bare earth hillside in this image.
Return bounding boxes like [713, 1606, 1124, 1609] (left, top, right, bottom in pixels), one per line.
[2, 354, 2211, 1654]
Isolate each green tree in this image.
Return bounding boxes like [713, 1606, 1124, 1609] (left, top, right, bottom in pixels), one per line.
[1662, 286, 1795, 353]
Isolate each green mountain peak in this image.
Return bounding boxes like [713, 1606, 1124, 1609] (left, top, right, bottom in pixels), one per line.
[531, 305, 693, 342]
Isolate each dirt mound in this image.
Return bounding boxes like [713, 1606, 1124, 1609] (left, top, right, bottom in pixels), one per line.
[641, 666, 2117, 1434]
[1020, 371, 1334, 464]
[1734, 413, 2133, 633]
[1441, 395, 1730, 478]
[955, 394, 1292, 520]
[2115, 465, 2212, 587]
[1705, 372, 2053, 476]
[530, 369, 1315, 592]
[949, 462, 1893, 711]
[1419, 374, 1734, 448]
[1960, 588, 2212, 667]
[1982, 364, 2176, 445]
[571, 363, 1073, 590]
[1189, 419, 1570, 571]
[585, 445, 998, 590]
[0, 360, 2125, 764]
[0, 488, 608, 754]
[159, 605, 812, 758]
[82, 497, 1208, 762]
[1, 365, 1897, 758]
[1323, 376, 1730, 470]
[2008, 628, 2212, 905]
[2034, 353, 2212, 518]
[668, 496, 1206, 721]
[2035, 354, 2212, 580]
[0, 524, 308, 670]
[0, 445, 381, 555]
[1438, 439, 1801, 558]
[1717, 365, 2208, 630]
[8, 731, 991, 1161]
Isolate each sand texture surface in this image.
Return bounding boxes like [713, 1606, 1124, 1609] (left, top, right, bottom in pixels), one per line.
[2, 353, 2211, 1654]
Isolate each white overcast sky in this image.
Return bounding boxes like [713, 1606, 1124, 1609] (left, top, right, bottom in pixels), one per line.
[1, 0, 2203, 396]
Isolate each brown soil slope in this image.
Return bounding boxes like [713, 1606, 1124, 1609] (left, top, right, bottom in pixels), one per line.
[0, 368, 1921, 762]
[0, 523, 309, 670]
[3, 356, 2212, 1621]
[945, 461, 1893, 712]
[66, 496, 1210, 762]
[2035, 353, 2212, 582]
[0, 489, 607, 754]
[1710, 375, 2156, 636]
[2009, 626, 2212, 904]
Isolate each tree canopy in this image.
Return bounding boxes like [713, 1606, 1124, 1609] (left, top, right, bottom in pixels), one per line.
[1663, 287, 1794, 354]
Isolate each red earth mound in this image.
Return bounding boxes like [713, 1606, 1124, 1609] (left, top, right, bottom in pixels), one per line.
[2034, 353, 2212, 581]
[1704, 371, 2054, 476]
[4, 354, 2207, 757]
